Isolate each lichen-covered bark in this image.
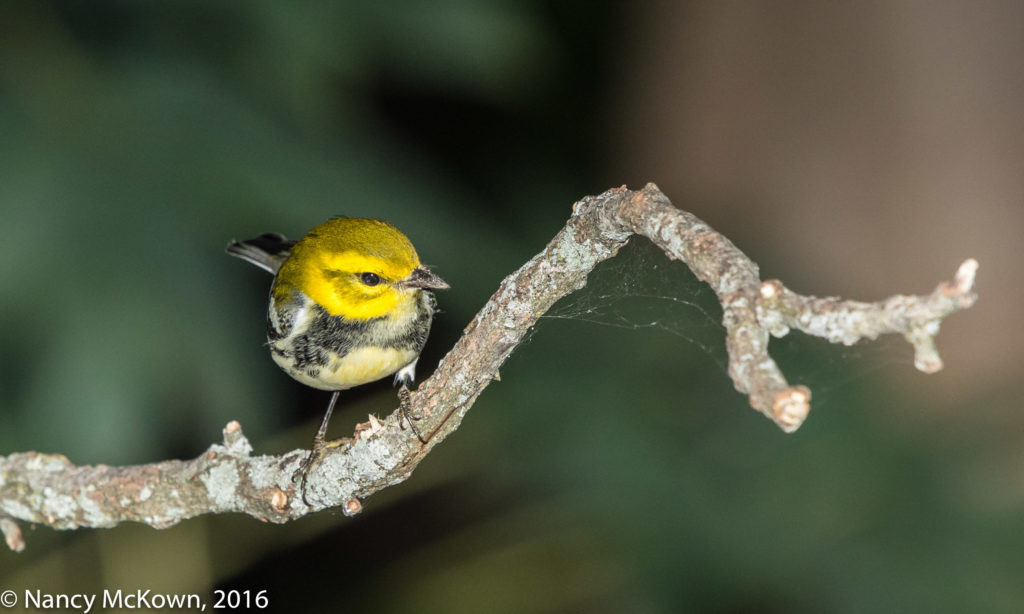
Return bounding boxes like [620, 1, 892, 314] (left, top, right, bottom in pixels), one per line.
[0, 184, 978, 551]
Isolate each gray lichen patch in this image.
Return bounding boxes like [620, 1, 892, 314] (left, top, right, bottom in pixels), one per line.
[550, 231, 608, 273]
[247, 457, 287, 491]
[201, 462, 241, 510]
[26, 454, 73, 473]
[2, 499, 36, 523]
[41, 490, 78, 522]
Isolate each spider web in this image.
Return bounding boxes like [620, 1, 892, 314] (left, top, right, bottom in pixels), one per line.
[540, 238, 729, 373]
[535, 238, 914, 409]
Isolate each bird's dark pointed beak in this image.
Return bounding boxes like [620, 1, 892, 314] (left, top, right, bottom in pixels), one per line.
[401, 266, 449, 290]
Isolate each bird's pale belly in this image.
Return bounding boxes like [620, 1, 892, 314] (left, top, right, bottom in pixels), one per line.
[274, 345, 418, 391]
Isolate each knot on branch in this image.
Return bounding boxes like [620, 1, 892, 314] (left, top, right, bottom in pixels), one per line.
[772, 386, 812, 433]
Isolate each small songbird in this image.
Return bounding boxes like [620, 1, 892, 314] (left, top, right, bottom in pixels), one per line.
[227, 217, 448, 496]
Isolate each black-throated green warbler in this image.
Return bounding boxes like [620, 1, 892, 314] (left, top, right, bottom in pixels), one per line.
[227, 217, 448, 493]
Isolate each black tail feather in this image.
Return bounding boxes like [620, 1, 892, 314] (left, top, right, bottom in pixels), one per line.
[226, 233, 295, 274]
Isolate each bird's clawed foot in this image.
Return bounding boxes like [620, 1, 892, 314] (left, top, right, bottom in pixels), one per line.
[294, 435, 327, 506]
[398, 385, 426, 444]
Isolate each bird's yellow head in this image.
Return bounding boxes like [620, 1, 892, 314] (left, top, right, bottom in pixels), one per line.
[274, 217, 448, 320]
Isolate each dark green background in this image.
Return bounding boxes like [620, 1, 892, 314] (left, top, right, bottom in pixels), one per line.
[1, 2, 1019, 613]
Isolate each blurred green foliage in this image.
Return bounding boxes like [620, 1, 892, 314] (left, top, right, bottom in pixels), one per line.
[0, 0, 568, 463]
[1, 2, 1020, 613]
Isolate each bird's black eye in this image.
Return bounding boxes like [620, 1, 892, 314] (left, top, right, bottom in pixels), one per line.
[360, 272, 382, 286]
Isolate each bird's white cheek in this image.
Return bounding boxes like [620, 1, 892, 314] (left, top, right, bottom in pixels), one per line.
[290, 301, 314, 334]
[268, 295, 314, 338]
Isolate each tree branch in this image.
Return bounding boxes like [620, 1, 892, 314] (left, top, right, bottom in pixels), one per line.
[0, 184, 978, 550]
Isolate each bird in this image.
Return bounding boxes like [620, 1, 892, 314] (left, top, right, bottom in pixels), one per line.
[227, 217, 448, 498]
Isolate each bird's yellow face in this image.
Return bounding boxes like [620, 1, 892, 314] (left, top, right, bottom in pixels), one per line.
[274, 218, 434, 321]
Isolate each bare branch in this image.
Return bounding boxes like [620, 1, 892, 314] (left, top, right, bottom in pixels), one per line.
[0, 184, 978, 549]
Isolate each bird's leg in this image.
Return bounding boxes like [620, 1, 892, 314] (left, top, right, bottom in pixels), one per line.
[398, 384, 426, 444]
[297, 390, 340, 505]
